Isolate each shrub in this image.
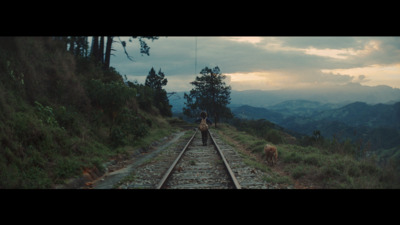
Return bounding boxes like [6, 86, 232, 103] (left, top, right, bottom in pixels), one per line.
[291, 165, 307, 179]
[21, 166, 52, 188]
[54, 157, 82, 181]
[303, 154, 322, 166]
[320, 166, 341, 179]
[109, 107, 149, 147]
[360, 160, 380, 176]
[86, 79, 136, 118]
[249, 140, 265, 153]
[347, 164, 362, 177]
[266, 129, 283, 144]
[34, 101, 60, 128]
[283, 152, 303, 164]
[110, 127, 126, 147]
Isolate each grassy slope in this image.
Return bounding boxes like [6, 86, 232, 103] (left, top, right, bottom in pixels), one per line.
[0, 37, 181, 188]
[215, 124, 400, 189]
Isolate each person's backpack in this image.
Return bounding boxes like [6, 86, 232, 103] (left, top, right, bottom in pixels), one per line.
[199, 117, 208, 131]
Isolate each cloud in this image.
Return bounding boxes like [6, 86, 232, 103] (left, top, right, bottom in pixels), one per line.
[109, 36, 400, 91]
[225, 68, 357, 91]
[278, 37, 366, 49]
[321, 63, 400, 88]
[353, 74, 369, 84]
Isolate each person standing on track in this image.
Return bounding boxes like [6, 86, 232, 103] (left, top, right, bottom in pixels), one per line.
[195, 111, 213, 146]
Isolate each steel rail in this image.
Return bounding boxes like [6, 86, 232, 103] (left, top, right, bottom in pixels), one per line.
[156, 128, 241, 189]
[155, 129, 198, 189]
[208, 130, 242, 189]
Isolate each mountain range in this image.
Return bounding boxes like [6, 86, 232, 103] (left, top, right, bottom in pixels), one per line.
[169, 83, 400, 113]
[169, 83, 400, 149]
[230, 101, 400, 149]
[229, 83, 400, 107]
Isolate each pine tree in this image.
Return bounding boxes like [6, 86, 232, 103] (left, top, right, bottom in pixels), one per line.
[183, 66, 233, 127]
[145, 67, 172, 117]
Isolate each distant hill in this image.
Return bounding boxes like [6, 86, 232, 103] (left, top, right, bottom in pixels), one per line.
[313, 101, 400, 129]
[279, 101, 400, 149]
[267, 100, 344, 117]
[230, 105, 283, 124]
[230, 83, 400, 107]
[168, 84, 400, 149]
[228, 101, 400, 150]
[169, 83, 400, 114]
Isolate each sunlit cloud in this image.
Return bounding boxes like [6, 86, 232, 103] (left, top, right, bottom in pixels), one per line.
[321, 63, 400, 88]
[225, 71, 278, 91]
[304, 48, 357, 59]
[223, 37, 264, 45]
[225, 71, 321, 91]
[304, 40, 381, 59]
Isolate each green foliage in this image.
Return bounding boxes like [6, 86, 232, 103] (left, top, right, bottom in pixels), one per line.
[145, 67, 167, 90]
[53, 156, 82, 180]
[110, 107, 149, 147]
[86, 79, 136, 114]
[6, 60, 24, 86]
[230, 118, 285, 144]
[136, 83, 156, 112]
[0, 37, 172, 188]
[143, 68, 172, 117]
[217, 123, 400, 188]
[85, 79, 151, 146]
[183, 66, 232, 125]
[283, 102, 400, 151]
[34, 101, 60, 128]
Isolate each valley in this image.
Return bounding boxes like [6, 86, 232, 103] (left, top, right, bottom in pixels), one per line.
[170, 89, 400, 152]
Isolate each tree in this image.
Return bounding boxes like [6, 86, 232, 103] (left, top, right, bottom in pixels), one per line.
[104, 36, 114, 68]
[91, 36, 99, 60]
[116, 36, 159, 63]
[145, 67, 167, 89]
[61, 36, 159, 68]
[62, 36, 88, 57]
[145, 67, 172, 117]
[183, 66, 232, 128]
[89, 36, 159, 69]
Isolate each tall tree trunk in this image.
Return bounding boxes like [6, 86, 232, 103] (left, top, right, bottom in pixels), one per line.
[104, 36, 113, 68]
[91, 36, 99, 60]
[99, 36, 104, 64]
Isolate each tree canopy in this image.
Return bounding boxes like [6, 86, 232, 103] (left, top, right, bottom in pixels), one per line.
[58, 36, 159, 69]
[145, 67, 172, 117]
[183, 66, 232, 127]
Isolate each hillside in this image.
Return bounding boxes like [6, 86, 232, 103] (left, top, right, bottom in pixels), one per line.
[229, 100, 400, 150]
[229, 85, 400, 107]
[267, 100, 343, 117]
[230, 105, 283, 123]
[215, 124, 400, 189]
[314, 101, 400, 129]
[0, 37, 179, 188]
[169, 83, 400, 114]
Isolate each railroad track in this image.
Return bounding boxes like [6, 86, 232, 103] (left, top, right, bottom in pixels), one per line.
[156, 129, 241, 189]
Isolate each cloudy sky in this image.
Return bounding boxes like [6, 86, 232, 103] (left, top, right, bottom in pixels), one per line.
[110, 36, 400, 92]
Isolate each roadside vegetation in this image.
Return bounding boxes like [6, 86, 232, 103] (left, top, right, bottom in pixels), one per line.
[215, 123, 400, 188]
[0, 37, 179, 188]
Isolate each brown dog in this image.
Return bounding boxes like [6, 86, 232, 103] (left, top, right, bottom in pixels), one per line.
[264, 144, 278, 166]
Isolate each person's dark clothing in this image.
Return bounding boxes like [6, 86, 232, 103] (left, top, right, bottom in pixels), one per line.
[195, 117, 212, 146]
